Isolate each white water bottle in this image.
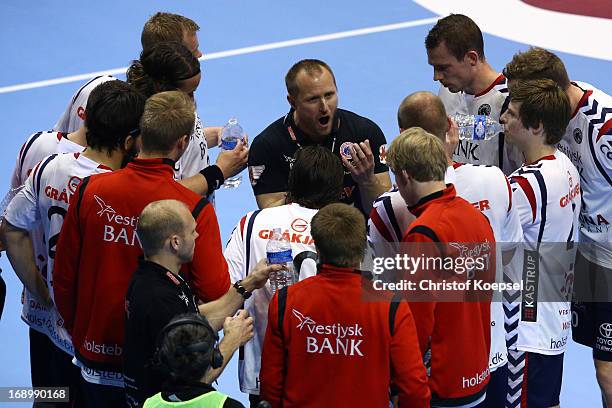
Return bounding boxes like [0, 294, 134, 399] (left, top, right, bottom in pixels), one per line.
[220, 118, 246, 188]
[266, 228, 296, 294]
[451, 114, 504, 141]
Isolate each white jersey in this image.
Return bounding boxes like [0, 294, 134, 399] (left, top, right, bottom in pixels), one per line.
[558, 81, 612, 268]
[52, 75, 209, 181]
[369, 163, 523, 370]
[439, 75, 523, 175]
[175, 112, 210, 180]
[53, 75, 117, 133]
[508, 150, 581, 355]
[5, 152, 111, 355]
[224, 203, 319, 394]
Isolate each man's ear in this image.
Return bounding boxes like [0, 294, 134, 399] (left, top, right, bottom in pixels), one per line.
[531, 121, 545, 137]
[464, 50, 479, 66]
[287, 94, 296, 109]
[123, 135, 135, 152]
[177, 134, 190, 151]
[169, 234, 181, 253]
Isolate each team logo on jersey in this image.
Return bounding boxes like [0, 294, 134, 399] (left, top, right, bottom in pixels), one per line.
[340, 142, 353, 160]
[291, 218, 309, 233]
[77, 106, 86, 120]
[248, 165, 265, 186]
[600, 323, 612, 339]
[95, 195, 116, 218]
[573, 128, 583, 144]
[477, 104, 492, 116]
[67, 176, 82, 194]
[379, 144, 387, 164]
[293, 309, 316, 330]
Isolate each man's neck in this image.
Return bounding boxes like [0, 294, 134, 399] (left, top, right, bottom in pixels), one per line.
[82, 148, 123, 170]
[138, 150, 177, 161]
[412, 180, 447, 206]
[523, 143, 556, 164]
[566, 83, 585, 114]
[466, 62, 500, 95]
[67, 126, 87, 147]
[145, 253, 181, 275]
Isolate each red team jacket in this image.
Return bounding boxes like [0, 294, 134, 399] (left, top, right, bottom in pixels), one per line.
[260, 264, 430, 407]
[54, 158, 230, 371]
[403, 185, 494, 407]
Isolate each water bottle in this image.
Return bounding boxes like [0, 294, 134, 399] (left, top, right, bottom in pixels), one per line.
[266, 228, 296, 294]
[220, 118, 246, 188]
[451, 114, 504, 141]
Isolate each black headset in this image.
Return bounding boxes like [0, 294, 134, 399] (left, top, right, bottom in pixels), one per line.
[155, 314, 224, 370]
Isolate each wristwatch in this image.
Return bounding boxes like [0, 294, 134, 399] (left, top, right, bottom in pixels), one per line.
[233, 280, 252, 300]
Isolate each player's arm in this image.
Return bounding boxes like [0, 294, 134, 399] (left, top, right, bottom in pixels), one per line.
[249, 136, 288, 209]
[508, 175, 538, 229]
[53, 178, 88, 333]
[196, 259, 283, 331]
[391, 302, 431, 408]
[403, 230, 437, 353]
[260, 292, 285, 407]
[2, 170, 50, 306]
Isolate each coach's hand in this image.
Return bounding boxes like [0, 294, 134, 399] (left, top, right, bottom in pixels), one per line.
[216, 139, 248, 179]
[344, 140, 375, 184]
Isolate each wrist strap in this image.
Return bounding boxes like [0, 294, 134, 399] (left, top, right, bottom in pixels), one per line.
[233, 280, 252, 300]
[200, 165, 225, 195]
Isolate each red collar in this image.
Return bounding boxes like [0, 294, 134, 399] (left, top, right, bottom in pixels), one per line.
[408, 184, 456, 217]
[474, 73, 506, 97]
[127, 157, 176, 175]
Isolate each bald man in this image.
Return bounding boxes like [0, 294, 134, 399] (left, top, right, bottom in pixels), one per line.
[123, 200, 280, 407]
[368, 91, 523, 407]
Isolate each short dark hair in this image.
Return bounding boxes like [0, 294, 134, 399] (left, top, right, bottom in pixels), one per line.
[398, 91, 448, 138]
[285, 59, 337, 97]
[156, 313, 217, 383]
[509, 79, 571, 145]
[311, 203, 366, 268]
[137, 200, 189, 257]
[126, 41, 200, 98]
[425, 14, 485, 59]
[84, 80, 145, 154]
[503, 47, 571, 90]
[286, 146, 344, 209]
[141, 12, 200, 51]
[140, 91, 195, 154]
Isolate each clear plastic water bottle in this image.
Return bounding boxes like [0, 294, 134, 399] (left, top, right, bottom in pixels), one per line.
[220, 118, 246, 189]
[451, 114, 504, 141]
[266, 228, 296, 294]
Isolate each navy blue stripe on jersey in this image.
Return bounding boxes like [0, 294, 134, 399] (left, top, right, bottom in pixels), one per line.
[382, 196, 403, 241]
[407, 225, 440, 242]
[244, 210, 262, 276]
[278, 286, 288, 339]
[34, 154, 57, 196]
[19, 131, 43, 177]
[587, 124, 612, 187]
[71, 75, 105, 105]
[191, 197, 209, 219]
[533, 171, 548, 246]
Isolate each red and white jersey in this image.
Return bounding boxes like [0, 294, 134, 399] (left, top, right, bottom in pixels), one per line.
[558, 81, 612, 268]
[53, 75, 117, 133]
[5, 152, 111, 355]
[369, 163, 523, 370]
[10, 131, 83, 188]
[439, 74, 523, 175]
[224, 203, 318, 394]
[508, 150, 581, 354]
[175, 112, 210, 180]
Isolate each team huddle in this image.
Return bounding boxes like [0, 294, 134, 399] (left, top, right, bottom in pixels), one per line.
[1, 10, 611, 408]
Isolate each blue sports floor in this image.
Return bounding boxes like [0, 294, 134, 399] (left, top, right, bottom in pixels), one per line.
[1, 1, 611, 406]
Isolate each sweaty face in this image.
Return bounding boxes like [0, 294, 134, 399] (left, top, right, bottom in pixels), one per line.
[427, 42, 473, 93]
[183, 31, 203, 58]
[290, 68, 338, 140]
[178, 72, 202, 102]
